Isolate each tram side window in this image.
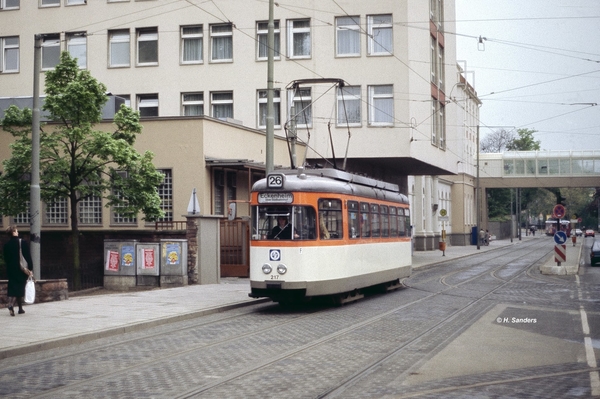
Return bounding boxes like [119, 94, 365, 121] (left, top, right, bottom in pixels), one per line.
[348, 200, 360, 238]
[404, 208, 411, 236]
[380, 205, 389, 237]
[389, 206, 398, 237]
[318, 198, 342, 239]
[398, 207, 406, 237]
[360, 202, 370, 237]
[371, 204, 380, 237]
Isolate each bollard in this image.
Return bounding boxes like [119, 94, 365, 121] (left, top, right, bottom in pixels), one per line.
[572, 235, 576, 247]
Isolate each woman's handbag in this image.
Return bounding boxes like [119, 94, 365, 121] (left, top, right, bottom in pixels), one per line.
[24, 276, 36, 304]
[19, 239, 29, 275]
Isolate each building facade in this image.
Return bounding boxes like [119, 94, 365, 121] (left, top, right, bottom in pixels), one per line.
[0, 0, 481, 248]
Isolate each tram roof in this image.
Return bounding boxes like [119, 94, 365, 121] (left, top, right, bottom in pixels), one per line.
[253, 168, 409, 204]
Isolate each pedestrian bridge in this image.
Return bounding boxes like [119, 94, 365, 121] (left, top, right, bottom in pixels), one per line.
[479, 150, 600, 188]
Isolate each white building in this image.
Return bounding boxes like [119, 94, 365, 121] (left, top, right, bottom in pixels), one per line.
[0, 0, 481, 249]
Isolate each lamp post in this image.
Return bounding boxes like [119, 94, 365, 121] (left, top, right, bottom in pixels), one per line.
[30, 34, 42, 280]
[265, 0, 275, 174]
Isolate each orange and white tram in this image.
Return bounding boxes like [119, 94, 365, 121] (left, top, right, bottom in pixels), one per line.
[249, 168, 412, 304]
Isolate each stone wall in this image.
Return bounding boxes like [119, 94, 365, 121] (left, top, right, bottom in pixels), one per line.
[0, 279, 68, 308]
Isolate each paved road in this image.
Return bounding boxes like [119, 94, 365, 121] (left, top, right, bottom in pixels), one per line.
[0, 236, 597, 398]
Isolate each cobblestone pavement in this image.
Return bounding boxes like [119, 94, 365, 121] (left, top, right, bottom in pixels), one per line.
[0, 237, 597, 398]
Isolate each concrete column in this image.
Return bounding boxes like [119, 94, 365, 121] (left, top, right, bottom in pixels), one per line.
[413, 176, 426, 250]
[424, 176, 434, 249]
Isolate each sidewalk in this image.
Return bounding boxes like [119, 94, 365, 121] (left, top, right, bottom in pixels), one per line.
[0, 235, 580, 360]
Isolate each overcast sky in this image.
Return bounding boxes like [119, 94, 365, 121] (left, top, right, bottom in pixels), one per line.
[455, 0, 600, 151]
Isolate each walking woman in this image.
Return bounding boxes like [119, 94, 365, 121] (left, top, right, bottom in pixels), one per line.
[3, 225, 33, 316]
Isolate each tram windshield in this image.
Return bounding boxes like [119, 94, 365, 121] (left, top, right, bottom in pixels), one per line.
[252, 205, 316, 240]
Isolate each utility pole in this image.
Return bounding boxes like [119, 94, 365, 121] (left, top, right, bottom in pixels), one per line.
[265, 0, 275, 174]
[476, 124, 480, 250]
[30, 34, 42, 280]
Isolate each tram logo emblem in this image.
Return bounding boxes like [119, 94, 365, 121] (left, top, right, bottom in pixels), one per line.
[269, 249, 281, 261]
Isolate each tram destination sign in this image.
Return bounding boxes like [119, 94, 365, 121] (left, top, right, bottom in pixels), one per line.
[258, 192, 294, 204]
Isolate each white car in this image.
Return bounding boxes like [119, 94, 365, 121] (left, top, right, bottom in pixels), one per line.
[572, 229, 583, 237]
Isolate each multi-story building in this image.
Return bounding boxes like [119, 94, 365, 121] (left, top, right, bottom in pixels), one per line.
[0, 0, 480, 249]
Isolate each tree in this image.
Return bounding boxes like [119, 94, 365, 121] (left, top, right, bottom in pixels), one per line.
[507, 128, 541, 151]
[0, 52, 164, 289]
[480, 129, 516, 153]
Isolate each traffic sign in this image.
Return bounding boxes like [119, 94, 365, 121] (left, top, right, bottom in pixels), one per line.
[553, 231, 567, 245]
[578, 217, 582, 223]
[439, 209, 447, 217]
[554, 244, 566, 264]
[552, 204, 566, 219]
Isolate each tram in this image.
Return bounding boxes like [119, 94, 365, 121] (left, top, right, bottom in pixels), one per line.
[248, 167, 412, 304]
[545, 219, 570, 236]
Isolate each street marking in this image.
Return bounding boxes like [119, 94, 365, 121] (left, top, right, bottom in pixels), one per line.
[576, 275, 600, 396]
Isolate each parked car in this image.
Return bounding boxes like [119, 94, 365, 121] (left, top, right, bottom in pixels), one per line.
[585, 229, 596, 238]
[572, 228, 583, 237]
[591, 241, 600, 266]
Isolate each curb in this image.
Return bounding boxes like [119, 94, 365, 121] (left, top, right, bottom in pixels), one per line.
[0, 298, 270, 360]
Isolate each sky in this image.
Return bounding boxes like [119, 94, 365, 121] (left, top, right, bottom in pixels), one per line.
[454, 0, 600, 151]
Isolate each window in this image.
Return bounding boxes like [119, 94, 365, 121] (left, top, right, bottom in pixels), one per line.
[40, 0, 59, 6]
[256, 20, 280, 60]
[79, 196, 102, 225]
[252, 205, 316, 241]
[380, 205, 389, 237]
[337, 85, 361, 126]
[14, 201, 30, 225]
[398, 208, 406, 237]
[289, 88, 311, 127]
[67, 32, 86, 68]
[367, 14, 393, 55]
[318, 199, 342, 239]
[432, 99, 445, 148]
[214, 170, 224, 215]
[210, 24, 232, 62]
[137, 94, 158, 117]
[430, 0, 444, 29]
[1, 0, 20, 10]
[109, 30, 130, 67]
[45, 198, 68, 224]
[137, 28, 158, 65]
[370, 204, 380, 237]
[257, 89, 281, 129]
[116, 94, 130, 107]
[368, 85, 394, 126]
[389, 206, 398, 237]
[211, 91, 233, 120]
[182, 92, 204, 116]
[287, 19, 310, 58]
[156, 169, 172, 222]
[41, 34, 60, 70]
[348, 201, 360, 238]
[360, 202, 370, 238]
[66, 0, 86, 5]
[111, 171, 136, 224]
[431, 98, 437, 145]
[1, 36, 19, 73]
[336, 16, 360, 56]
[181, 25, 203, 64]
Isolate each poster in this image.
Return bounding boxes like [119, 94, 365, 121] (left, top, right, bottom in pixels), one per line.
[143, 248, 155, 269]
[106, 250, 119, 271]
[121, 245, 134, 267]
[166, 243, 180, 265]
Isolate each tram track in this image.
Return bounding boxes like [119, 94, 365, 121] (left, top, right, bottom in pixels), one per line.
[1, 239, 577, 399]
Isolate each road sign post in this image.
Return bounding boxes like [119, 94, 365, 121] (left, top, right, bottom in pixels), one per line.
[554, 244, 566, 265]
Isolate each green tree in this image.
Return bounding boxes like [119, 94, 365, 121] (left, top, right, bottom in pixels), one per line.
[506, 128, 541, 151]
[0, 52, 164, 289]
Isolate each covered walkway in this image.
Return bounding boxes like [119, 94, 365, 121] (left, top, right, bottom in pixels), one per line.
[479, 150, 600, 188]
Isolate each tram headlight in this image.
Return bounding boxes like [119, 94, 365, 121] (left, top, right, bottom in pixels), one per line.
[277, 264, 287, 275]
[262, 264, 272, 274]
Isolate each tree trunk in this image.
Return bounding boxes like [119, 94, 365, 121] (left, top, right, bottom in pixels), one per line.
[70, 194, 81, 291]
